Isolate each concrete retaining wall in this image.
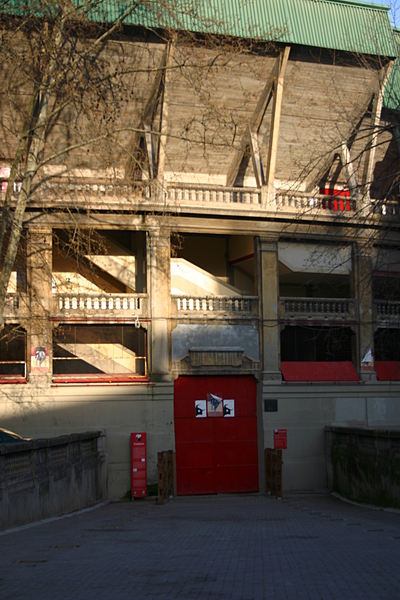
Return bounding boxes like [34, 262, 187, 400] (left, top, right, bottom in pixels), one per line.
[1, 381, 400, 497]
[0, 382, 175, 500]
[261, 383, 400, 492]
[0, 431, 107, 531]
[325, 426, 400, 508]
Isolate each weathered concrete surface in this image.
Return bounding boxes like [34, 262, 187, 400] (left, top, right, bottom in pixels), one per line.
[261, 383, 400, 492]
[326, 426, 400, 508]
[0, 382, 175, 500]
[0, 431, 107, 531]
[1, 493, 400, 599]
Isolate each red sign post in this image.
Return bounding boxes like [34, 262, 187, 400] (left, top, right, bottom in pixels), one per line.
[131, 432, 147, 499]
[274, 429, 287, 450]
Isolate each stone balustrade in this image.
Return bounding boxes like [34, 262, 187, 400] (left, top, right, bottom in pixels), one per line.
[44, 179, 151, 200]
[275, 191, 356, 213]
[53, 293, 148, 318]
[4, 293, 28, 319]
[279, 297, 355, 321]
[167, 185, 261, 205]
[372, 199, 400, 216]
[7, 179, 396, 220]
[374, 300, 400, 324]
[172, 295, 258, 318]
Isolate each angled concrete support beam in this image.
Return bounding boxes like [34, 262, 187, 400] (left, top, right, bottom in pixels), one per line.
[249, 128, 264, 188]
[340, 142, 359, 200]
[226, 48, 290, 188]
[157, 40, 176, 191]
[362, 61, 394, 199]
[264, 46, 290, 190]
[126, 44, 169, 181]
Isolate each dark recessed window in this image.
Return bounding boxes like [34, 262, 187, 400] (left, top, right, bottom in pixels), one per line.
[0, 325, 26, 378]
[374, 329, 400, 361]
[281, 325, 353, 362]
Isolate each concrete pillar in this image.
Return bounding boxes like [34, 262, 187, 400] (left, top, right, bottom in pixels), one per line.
[148, 228, 171, 381]
[352, 243, 376, 381]
[26, 228, 52, 384]
[256, 237, 281, 381]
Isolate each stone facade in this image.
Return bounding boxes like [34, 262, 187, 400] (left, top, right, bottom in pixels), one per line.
[1, 2, 400, 499]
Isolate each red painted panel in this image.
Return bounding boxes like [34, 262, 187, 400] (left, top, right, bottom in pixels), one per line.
[213, 418, 237, 442]
[175, 419, 213, 444]
[215, 441, 238, 466]
[375, 361, 400, 381]
[174, 376, 258, 495]
[281, 361, 359, 382]
[177, 442, 214, 469]
[237, 465, 259, 491]
[236, 418, 258, 441]
[216, 466, 239, 493]
[192, 468, 215, 494]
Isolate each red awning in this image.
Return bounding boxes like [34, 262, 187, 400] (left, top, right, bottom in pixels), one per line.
[375, 361, 400, 381]
[281, 361, 359, 383]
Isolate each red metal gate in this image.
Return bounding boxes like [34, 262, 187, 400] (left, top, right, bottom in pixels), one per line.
[174, 375, 258, 495]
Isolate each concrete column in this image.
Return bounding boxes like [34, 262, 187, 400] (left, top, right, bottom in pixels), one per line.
[148, 228, 171, 381]
[26, 228, 52, 384]
[352, 243, 376, 381]
[256, 237, 281, 381]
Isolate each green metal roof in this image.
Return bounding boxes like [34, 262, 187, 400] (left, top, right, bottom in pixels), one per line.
[91, 0, 396, 57]
[384, 29, 400, 110]
[1, 0, 397, 57]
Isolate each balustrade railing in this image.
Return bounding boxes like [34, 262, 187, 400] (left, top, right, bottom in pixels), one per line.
[43, 179, 151, 199]
[53, 293, 148, 316]
[172, 295, 258, 316]
[167, 186, 358, 215]
[374, 300, 400, 318]
[167, 185, 261, 205]
[7, 176, 398, 220]
[372, 199, 400, 216]
[280, 297, 355, 320]
[5, 293, 20, 311]
[4, 293, 28, 318]
[275, 191, 356, 214]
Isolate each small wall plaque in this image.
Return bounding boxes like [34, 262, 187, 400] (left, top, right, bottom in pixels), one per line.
[264, 399, 278, 412]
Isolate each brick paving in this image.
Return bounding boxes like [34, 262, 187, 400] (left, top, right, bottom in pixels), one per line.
[1, 492, 400, 599]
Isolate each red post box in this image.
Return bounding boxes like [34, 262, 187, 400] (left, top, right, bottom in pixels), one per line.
[131, 432, 147, 498]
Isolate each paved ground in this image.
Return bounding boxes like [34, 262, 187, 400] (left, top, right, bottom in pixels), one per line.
[1, 492, 400, 599]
